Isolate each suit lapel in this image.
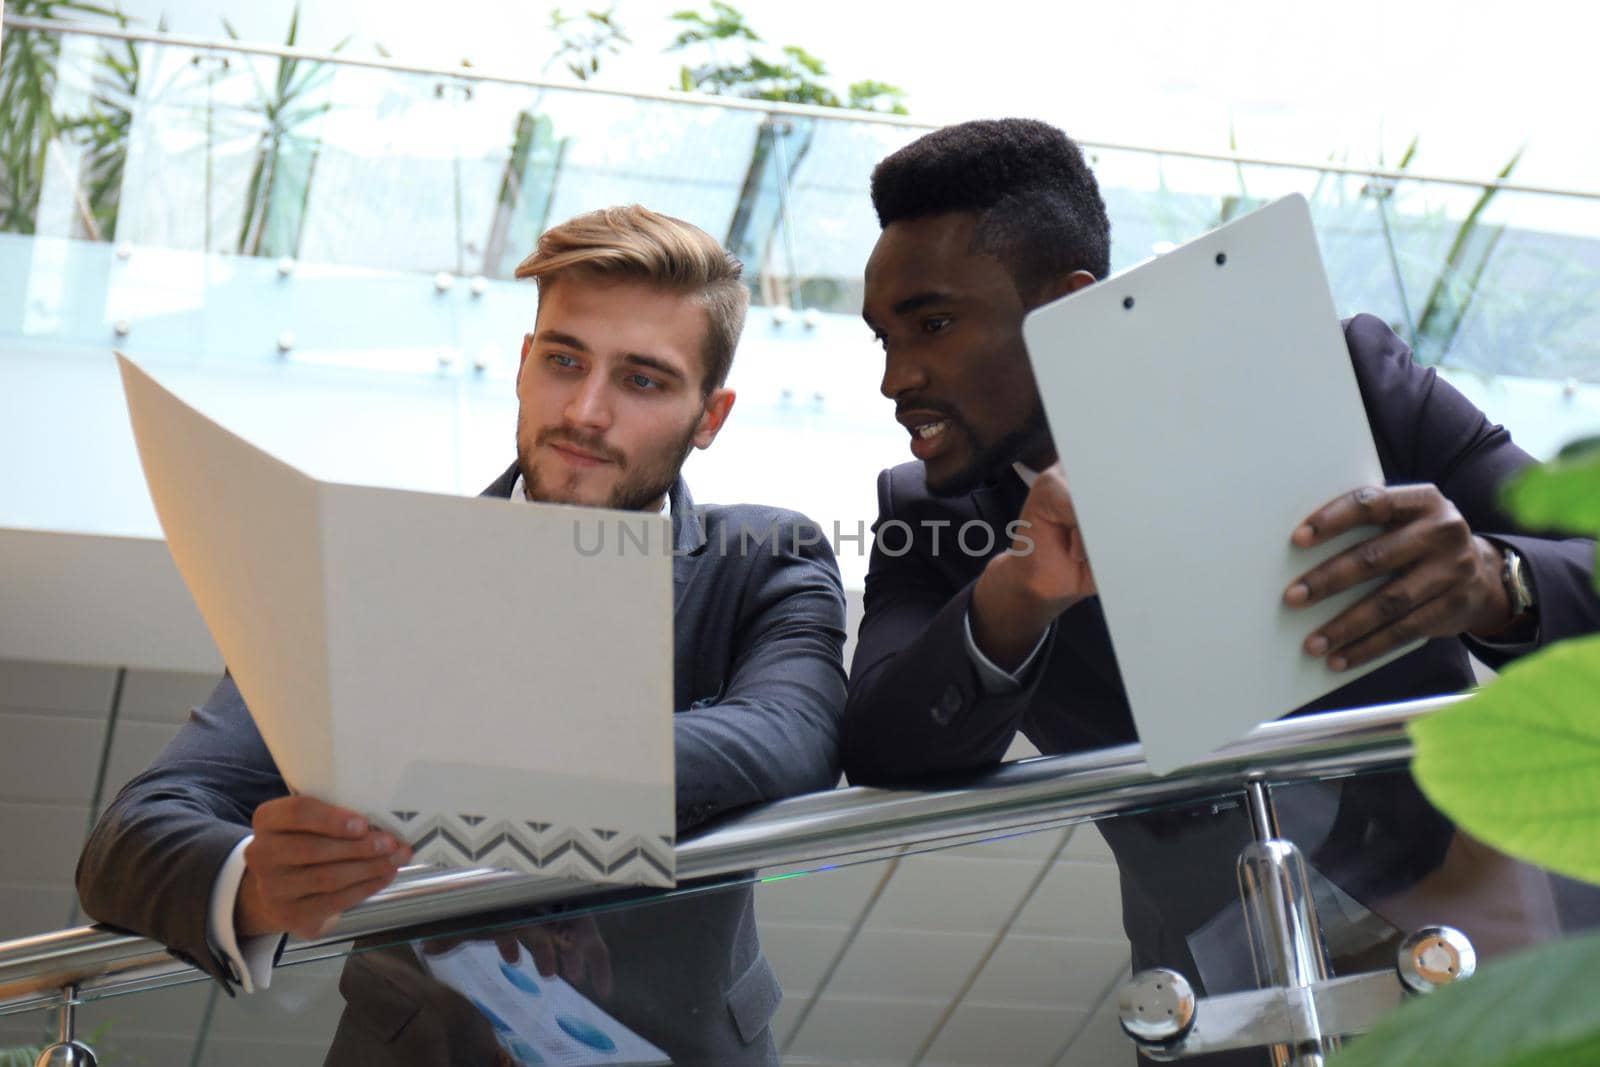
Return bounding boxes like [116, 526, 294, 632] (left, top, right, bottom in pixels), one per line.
[482, 461, 519, 500]
[669, 477, 705, 611]
[969, 469, 1029, 555]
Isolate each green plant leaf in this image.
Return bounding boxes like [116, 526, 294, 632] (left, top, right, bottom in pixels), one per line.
[1414, 146, 1523, 362]
[1409, 632, 1600, 886]
[1557, 437, 1600, 462]
[1501, 445, 1600, 538]
[1327, 929, 1600, 1067]
[1396, 134, 1420, 170]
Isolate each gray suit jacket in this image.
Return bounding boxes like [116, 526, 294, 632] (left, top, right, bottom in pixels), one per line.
[78, 471, 848, 1065]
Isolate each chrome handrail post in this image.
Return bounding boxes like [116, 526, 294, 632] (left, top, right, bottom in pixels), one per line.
[31, 983, 98, 1066]
[1238, 780, 1335, 1066]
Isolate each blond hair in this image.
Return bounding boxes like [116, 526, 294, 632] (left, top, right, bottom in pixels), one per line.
[515, 205, 748, 393]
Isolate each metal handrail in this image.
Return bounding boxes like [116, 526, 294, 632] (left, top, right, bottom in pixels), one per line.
[5, 14, 1600, 202]
[0, 693, 1463, 1016]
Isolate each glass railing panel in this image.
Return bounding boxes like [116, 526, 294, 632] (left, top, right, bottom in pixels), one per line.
[1299, 168, 1421, 335]
[779, 823, 1142, 1067]
[8, 20, 1600, 394]
[2, 25, 783, 347]
[283, 72, 769, 283]
[1, 27, 143, 245]
[298, 67, 514, 279]
[169, 818, 1145, 1067]
[56, 981, 216, 1063]
[1266, 771, 1600, 977]
[16, 34, 317, 266]
[1403, 185, 1600, 383]
[781, 117, 920, 315]
[14, 784, 1320, 1065]
[0, 1022, 54, 1063]
[21, 757, 1589, 1063]
[1089, 147, 1236, 267]
[929, 825, 1136, 1067]
[1090, 148, 1416, 333]
[1349, 174, 1485, 345]
[536, 94, 765, 257]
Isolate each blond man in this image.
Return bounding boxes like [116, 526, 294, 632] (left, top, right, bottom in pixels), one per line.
[78, 206, 847, 1065]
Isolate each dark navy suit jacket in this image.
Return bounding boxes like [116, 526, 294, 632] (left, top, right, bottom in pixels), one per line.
[841, 315, 1600, 1062]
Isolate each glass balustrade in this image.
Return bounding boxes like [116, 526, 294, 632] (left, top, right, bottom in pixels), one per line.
[5, 17, 1599, 588]
[3, 774, 1588, 1065]
[0, 813, 1173, 1065]
[4, 17, 1600, 383]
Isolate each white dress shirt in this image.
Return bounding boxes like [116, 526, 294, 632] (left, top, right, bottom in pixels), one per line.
[962, 464, 1053, 693]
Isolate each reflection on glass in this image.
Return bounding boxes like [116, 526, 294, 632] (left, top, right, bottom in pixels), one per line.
[0, 823, 1143, 1065]
[16, 780, 1592, 1063]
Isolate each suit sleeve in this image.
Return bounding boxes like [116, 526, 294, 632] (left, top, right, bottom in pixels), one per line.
[672, 513, 849, 831]
[75, 674, 290, 989]
[840, 470, 1049, 784]
[1346, 313, 1600, 663]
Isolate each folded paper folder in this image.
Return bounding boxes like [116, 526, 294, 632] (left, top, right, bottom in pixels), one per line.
[117, 355, 675, 887]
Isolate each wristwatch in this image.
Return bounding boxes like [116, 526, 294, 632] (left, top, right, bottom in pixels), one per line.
[1500, 544, 1537, 618]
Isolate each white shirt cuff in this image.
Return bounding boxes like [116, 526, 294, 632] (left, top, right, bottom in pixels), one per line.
[964, 608, 1051, 694]
[206, 835, 281, 993]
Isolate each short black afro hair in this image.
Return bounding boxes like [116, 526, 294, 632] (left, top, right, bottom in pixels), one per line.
[870, 118, 1112, 297]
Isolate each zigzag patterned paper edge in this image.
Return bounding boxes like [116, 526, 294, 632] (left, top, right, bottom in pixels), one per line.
[374, 811, 675, 888]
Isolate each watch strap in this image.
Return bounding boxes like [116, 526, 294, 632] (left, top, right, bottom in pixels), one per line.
[1500, 545, 1536, 618]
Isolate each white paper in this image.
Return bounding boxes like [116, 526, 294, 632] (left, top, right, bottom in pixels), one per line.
[116, 354, 675, 885]
[1022, 194, 1419, 775]
[420, 940, 670, 1066]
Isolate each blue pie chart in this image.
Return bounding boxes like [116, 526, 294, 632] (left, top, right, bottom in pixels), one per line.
[557, 1014, 617, 1053]
[500, 962, 543, 996]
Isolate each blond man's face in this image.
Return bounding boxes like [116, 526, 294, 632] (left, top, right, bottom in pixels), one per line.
[515, 278, 735, 511]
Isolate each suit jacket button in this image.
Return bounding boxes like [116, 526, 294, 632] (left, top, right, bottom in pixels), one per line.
[930, 684, 962, 724]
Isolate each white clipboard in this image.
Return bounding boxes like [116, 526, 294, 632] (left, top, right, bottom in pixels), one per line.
[116, 354, 676, 886]
[1022, 194, 1418, 774]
